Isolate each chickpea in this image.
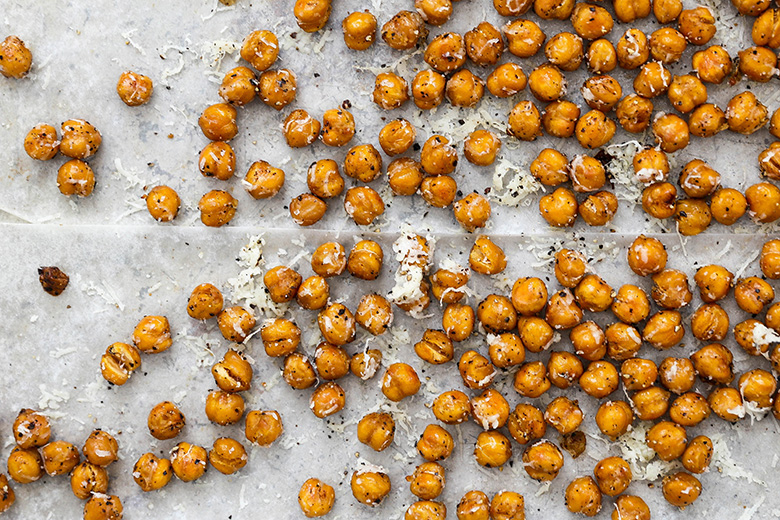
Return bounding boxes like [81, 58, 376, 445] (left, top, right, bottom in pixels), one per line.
[663, 472, 701, 509]
[443, 303, 475, 341]
[490, 491, 525, 520]
[40, 440, 80, 476]
[459, 350, 496, 390]
[523, 440, 564, 481]
[240, 30, 278, 71]
[100, 342, 142, 386]
[453, 193, 491, 231]
[769, 303, 780, 331]
[503, 19, 545, 58]
[507, 100, 542, 141]
[381, 11, 427, 50]
[565, 476, 602, 516]
[264, 266, 302, 303]
[595, 400, 633, 440]
[0, 35, 31, 78]
[212, 348, 253, 392]
[579, 360, 619, 398]
[486, 333, 524, 369]
[581, 197, 619, 233]
[469, 389, 509, 431]
[689, 103, 727, 138]
[494, 0, 533, 16]
[621, 358, 658, 391]
[245, 410, 283, 446]
[594, 457, 631, 496]
[355, 293, 393, 335]
[544, 33, 583, 71]
[541, 100, 579, 138]
[24, 123, 59, 161]
[690, 343, 734, 385]
[373, 71, 409, 110]
[739, 369, 777, 409]
[56, 159, 95, 197]
[642, 310, 684, 350]
[528, 63, 566, 103]
[380, 119, 416, 157]
[646, 420, 687, 461]
[746, 181, 780, 223]
[420, 135, 456, 176]
[132, 453, 173, 492]
[616, 94, 654, 133]
[649, 28, 687, 64]
[486, 63, 527, 97]
[70, 461, 108, 499]
[145, 402, 185, 441]
[424, 33, 466, 74]
[611, 284, 651, 325]
[689, 304, 728, 342]
[473, 431, 512, 468]
[115, 70, 154, 108]
[417, 0, 453, 24]
[170, 442, 208, 482]
[321, 108, 355, 147]
[318, 302, 356, 346]
[679, 436, 713, 475]
[708, 188, 747, 226]
[199, 141, 235, 181]
[143, 185, 180, 222]
[575, 274, 613, 312]
[217, 306, 256, 343]
[315, 343, 350, 380]
[571, 321, 607, 360]
[348, 240, 383, 280]
[734, 0, 773, 16]
[417, 424, 454, 462]
[632, 386, 671, 420]
[586, 38, 617, 73]
[543, 396, 583, 435]
[294, 0, 331, 32]
[754, 9, 780, 48]
[356, 412, 395, 452]
[762, 240, 780, 279]
[534, 0, 575, 18]
[511, 276, 548, 316]
[386, 158, 422, 197]
[465, 22, 504, 66]
[432, 390, 471, 425]
[626, 235, 666, 276]
[218, 66, 256, 106]
[674, 198, 711, 235]
[283, 109, 320, 148]
[670, 392, 710, 426]
[414, 329, 453, 365]
[351, 469, 391, 506]
[651, 269, 691, 310]
[185, 283, 222, 320]
[605, 322, 642, 360]
[735, 319, 771, 356]
[709, 387, 745, 422]
[457, 490, 489, 520]
[575, 109, 616, 149]
[659, 357, 695, 395]
[7, 447, 43, 484]
[299, 478, 336, 517]
[546, 289, 584, 330]
[83, 495, 122, 520]
[406, 462, 445, 501]
[518, 317, 555, 354]
[419, 176, 456, 208]
[477, 294, 516, 333]
[311, 242, 346, 278]
[554, 250, 586, 288]
[653, 113, 689, 153]
[382, 363, 421, 401]
[13, 409, 51, 449]
[343, 11, 376, 50]
[283, 353, 318, 389]
[198, 103, 237, 142]
[571, 3, 613, 40]
[727, 91, 769, 135]
[739, 46, 777, 83]
[631, 148, 668, 185]
[464, 129, 501, 167]
[514, 361, 551, 398]
[199, 190, 238, 227]
[208, 437, 247, 476]
[667, 75, 707, 115]
[446, 69, 485, 108]
[568, 155, 605, 193]
[633, 62, 671, 99]
[431, 265, 469, 305]
[676, 8, 716, 47]
[582, 76, 621, 113]
[468, 236, 507, 276]
[609, 496, 650, 520]
[261, 318, 302, 357]
[734, 276, 775, 314]
[539, 187, 578, 226]
[760, 142, 780, 181]
[412, 69, 446, 110]
[205, 390, 246, 424]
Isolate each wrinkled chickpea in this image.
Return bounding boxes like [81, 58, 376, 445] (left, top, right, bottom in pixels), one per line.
[412, 69, 446, 110]
[144, 185, 180, 222]
[727, 91, 768, 135]
[474, 431, 512, 468]
[24, 123, 59, 161]
[245, 410, 284, 446]
[575, 109, 616, 149]
[646, 420, 687, 461]
[219, 66, 256, 106]
[133, 453, 172, 492]
[571, 321, 607, 361]
[503, 19, 545, 58]
[318, 303, 356, 346]
[569, 155, 606, 192]
[357, 412, 395, 452]
[605, 322, 642, 360]
[632, 386, 671, 420]
[244, 161, 285, 200]
[355, 293, 393, 335]
[116, 70, 153, 106]
[70, 461, 108, 499]
[264, 265, 302, 303]
[464, 129, 501, 167]
[616, 94, 654, 133]
[469, 236, 507, 276]
[351, 470, 391, 507]
[465, 22, 504, 66]
[596, 400, 634, 440]
[382, 363, 421, 401]
[739, 369, 777, 409]
[611, 284, 651, 324]
[571, 3, 613, 40]
[663, 472, 701, 509]
[198, 190, 238, 227]
[208, 437, 247, 476]
[283, 353, 318, 390]
[83, 494, 122, 520]
[387, 158, 423, 196]
[445, 69, 484, 108]
[594, 456, 632, 496]
[57, 160, 95, 197]
[217, 306, 255, 343]
[321, 108, 355, 147]
[539, 187, 578, 227]
[315, 343, 350, 380]
[587, 38, 617, 73]
[205, 390, 245, 425]
[348, 240, 383, 280]
[100, 342, 142, 386]
[381, 11, 427, 50]
[373, 72, 409, 110]
[579, 360, 619, 398]
[457, 490, 489, 520]
[575, 274, 613, 312]
[299, 478, 336, 517]
[294, 0, 331, 32]
[443, 303, 475, 341]
[415, 329, 454, 365]
[528, 63, 566, 103]
[418, 424, 454, 461]
[13, 409, 51, 449]
[709, 387, 745, 422]
[240, 30, 278, 71]
[486, 63, 527, 98]
[41, 440, 80, 476]
[260, 318, 301, 357]
[514, 361, 551, 398]
[379, 118, 416, 156]
[642, 310, 684, 350]
[283, 109, 320, 148]
[212, 348, 253, 392]
[522, 439, 564, 481]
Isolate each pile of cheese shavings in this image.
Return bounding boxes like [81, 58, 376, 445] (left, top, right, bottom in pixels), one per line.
[603, 140, 644, 206]
[616, 422, 681, 481]
[490, 157, 544, 207]
[226, 234, 288, 320]
[387, 231, 435, 319]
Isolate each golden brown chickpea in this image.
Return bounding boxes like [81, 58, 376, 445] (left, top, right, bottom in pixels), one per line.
[56, 159, 95, 197]
[734, 0, 773, 16]
[769, 303, 780, 331]
[431, 265, 469, 304]
[116, 70, 153, 107]
[40, 440, 80, 476]
[611, 284, 651, 325]
[387, 158, 424, 196]
[355, 293, 393, 335]
[652, 0, 682, 21]
[508, 100, 542, 141]
[571, 321, 607, 360]
[415, 329, 454, 365]
[205, 390, 246, 425]
[646, 420, 687, 461]
[511, 276, 548, 316]
[487, 333, 526, 369]
[453, 193, 491, 231]
[446, 68, 484, 108]
[412, 69, 446, 110]
[219, 66, 256, 106]
[100, 342, 142, 386]
[198, 103, 237, 142]
[505, 404, 545, 446]
[595, 400, 633, 440]
[432, 390, 471, 425]
[760, 142, 780, 180]
[24, 123, 59, 161]
[615, 98, 652, 138]
[651, 269, 691, 310]
[652, 113, 689, 154]
[539, 187, 578, 226]
[318, 108, 354, 147]
[258, 69, 296, 110]
[208, 437, 247, 475]
[380, 119, 416, 157]
[199, 190, 238, 227]
[477, 294, 517, 333]
[348, 240, 383, 280]
[739, 46, 777, 83]
[187, 283, 223, 321]
[13, 409, 50, 450]
[582, 75, 621, 112]
[753, 8, 780, 48]
[611, 497, 650, 520]
[614, 31, 648, 72]
[565, 476, 602, 516]
[198, 141, 235, 181]
[83, 494, 122, 520]
[458, 350, 496, 390]
[541, 100, 579, 138]
[632, 386, 670, 420]
[514, 361, 551, 398]
[545, 32, 584, 71]
[343, 11, 376, 51]
[382, 10, 428, 50]
[473, 431, 512, 468]
[605, 322, 642, 360]
[169, 442, 208, 482]
[304, 160, 342, 200]
[465, 22, 504, 66]
[213, 348, 254, 392]
[494, 0, 533, 16]
[643, 310, 684, 350]
[490, 491, 525, 520]
[424, 33, 466, 74]
[417, 424, 454, 462]
[242, 161, 284, 200]
[518, 317, 555, 354]
[632, 62, 670, 100]
[677, 8, 715, 46]
[283, 109, 320, 148]
[528, 64, 566, 103]
[710, 188, 747, 225]
[70, 461, 108, 499]
[689, 103, 727, 137]
[381, 363, 421, 402]
[709, 387, 745, 422]
[579, 360, 619, 398]
[621, 358, 658, 391]
[357, 412, 395, 452]
[740, 369, 777, 409]
[443, 303, 475, 341]
[663, 472, 701, 509]
[762, 240, 780, 279]
[264, 266, 302, 304]
[727, 91, 769, 135]
[586, 38, 617, 74]
[351, 469, 391, 507]
[146, 401, 185, 441]
[554, 249, 587, 288]
[544, 396, 583, 435]
[133, 453, 172, 492]
[373, 72, 409, 110]
[464, 129, 501, 167]
[318, 303, 356, 346]
[575, 109, 616, 149]
[690, 49, 732, 89]
[7, 447, 43, 484]
[569, 155, 606, 192]
[416, 0, 452, 25]
[631, 149, 668, 185]
[667, 75, 707, 114]
[299, 478, 336, 517]
[457, 490, 489, 520]
[546, 289, 583, 330]
[674, 198, 711, 235]
[690, 304, 729, 342]
[627, 235, 667, 276]
[217, 306, 256, 343]
[746, 181, 780, 223]
[294, 0, 331, 32]
[468, 235, 506, 276]
[420, 135, 457, 176]
[735, 319, 771, 356]
[344, 187, 385, 225]
[571, 3, 614, 40]
[144, 185, 180, 222]
[470, 389, 510, 431]
[503, 19, 545, 59]
[80, 431, 117, 469]
[0, 35, 31, 79]
[534, 0, 576, 18]
[575, 274, 613, 312]
[649, 28, 686, 65]
[680, 436, 713, 475]
[670, 392, 710, 426]
[486, 63, 527, 98]
[310, 242, 346, 278]
[315, 343, 350, 380]
[420, 175, 458, 208]
[734, 276, 775, 314]
[240, 30, 278, 71]
[594, 457, 632, 496]
[690, 343, 734, 385]
[659, 357, 696, 395]
[522, 439, 564, 481]
[245, 410, 284, 446]
[283, 353, 318, 389]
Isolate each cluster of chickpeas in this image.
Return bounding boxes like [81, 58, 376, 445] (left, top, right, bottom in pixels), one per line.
[1, 409, 123, 519]
[99, 314, 173, 386]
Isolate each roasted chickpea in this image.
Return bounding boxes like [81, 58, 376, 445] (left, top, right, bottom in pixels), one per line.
[24, 123, 59, 161]
[676, 7, 715, 47]
[653, 113, 689, 153]
[463, 129, 501, 167]
[727, 91, 769, 135]
[416, 0, 452, 24]
[522, 439, 564, 481]
[186, 283, 222, 320]
[578, 191, 618, 226]
[565, 476, 602, 516]
[56, 159, 95, 197]
[348, 240, 383, 280]
[424, 32, 466, 74]
[691, 46, 732, 88]
[543, 33, 583, 71]
[528, 63, 567, 103]
[443, 303, 475, 341]
[616, 94, 654, 133]
[115, 70, 153, 108]
[7, 447, 43, 484]
[457, 490, 489, 520]
[259, 68, 297, 109]
[417, 424, 454, 462]
[514, 361, 551, 398]
[245, 409, 284, 446]
[690, 343, 734, 385]
[446, 69, 485, 108]
[494, 0, 533, 16]
[419, 175, 457, 208]
[453, 193, 491, 232]
[643, 310, 684, 350]
[679, 436, 713, 475]
[386, 158, 423, 197]
[320, 108, 355, 147]
[739, 368, 777, 410]
[414, 329, 454, 365]
[568, 155, 605, 193]
[667, 75, 707, 114]
[540, 100, 579, 138]
[646, 420, 688, 461]
[283, 109, 320, 148]
[310, 382, 347, 418]
[507, 100, 542, 141]
[373, 72, 409, 110]
[315, 343, 350, 380]
[169, 442, 208, 482]
[594, 457, 631, 496]
[621, 358, 658, 391]
[351, 469, 391, 507]
[734, 276, 775, 314]
[420, 135, 457, 176]
[0, 35, 31, 78]
[199, 190, 238, 227]
[708, 188, 747, 225]
[264, 266, 302, 304]
[735, 319, 772, 356]
[59, 121, 101, 163]
[13, 409, 50, 449]
[504, 404, 545, 447]
[627, 235, 666, 276]
[298, 478, 335, 518]
[218, 66, 256, 106]
[473, 431, 512, 468]
[486, 333, 524, 369]
[283, 353, 318, 390]
[310, 242, 346, 279]
[503, 19, 544, 58]
[489, 491, 525, 520]
[408, 463, 446, 502]
[213, 348, 254, 393]
[582, 76, 621, 113]
[579, 360, 619, 398]
[586, 38, 617, 73]
[381, 11, 427, 50]
[659, 357, 696, 395]
[611, 496, 650, 520]
[100, 341, 142, 386]
[670, 392, 711, 426]
[753, 8, 780, 48]
[379, 118, 416, 157]
[650, 27, 687, 64]
[430, 264, 469, 305]
[571, 3, 613, 40]
[83, 494, 122, 520]
[198, 103, 237, 142]
[746, 181, 780, 223]
[534, 0, 575, 18]
[632, 386, 671, 420]
[382, 363, 421, 402]
[465, 22, 504, 66]
[553, 249, 586, 288]
[663, 472, 701, 509]
[207, 437, 247, 476]
[318, 303, 356, 346]
[240, 30, 278, 71]
[611, 284, 650, 325]
[412, 69, 446, 110]
[633, 62, 671, 99]
[543, 396, 583, 435]
[476, 295, 516, 333]
[343, 11, 376, 51]
[133, 453, 173, 492]
[651, 269, 691, 310]
[459, 350, 496, 390]
[689, 304, 728, 342]
[762, 240, 780, 279]
[652, 0, 682, 21]
[486, 63, 527, 97]
[242, 161, 284, 200]
[142, 185, 180, 222]
[469, 389, 509, 431]
[70, 461, 108, 499]
[575, 274, 613, 312]
[511, 277, 548, 316]
[709, 387, 745, 422]
[468, 236, 506, 276]
[575, 109, 616, 149]
[357, 412, 395, 452]
[205, 390, 246, 425]
[738, 46, 777, 83]
[539, 187, 578, 226]
[571, 321, 607, 360]
[40, 440, 80, 476]
[605, 322, 642, 360]
[546, 289, 583, 330]
[432, 390, 471, 425]
[760, 142, 780, 181]
[689, 103, 727, 138]
[595, 400, 633, 440]
[216, 306, 255, 343]
[517, 317, 555, 354]
[355, 293, 393, 335]
[674, 198, 711, 235]
[294, 0, 331, 32]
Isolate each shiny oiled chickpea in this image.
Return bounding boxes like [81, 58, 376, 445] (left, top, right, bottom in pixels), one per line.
[471, 389, 510, 430]
[523, 440, 564, 481]
[420, 175, 457, 208]
[382, 11, 427, 50]
[310, 242, 346, 278]
[344, 186, 384, 225]
[477, 294, 517, 332]
[711, 188, 747, 225]
[464, 129, 501, 166]
[488, 333, 526, 369]
[473, 431, 512, 468]
[100, 342, 142, 386]
[643, 310, 684, 350]
[596, 400, 633, 440]
[649, 28, 686, 65]
[690, 304, 729, 342]
[554, 249, 587, 288]
[542, 100, 581, 138]
[147, 401, 185, 440]
[681, 436, 713, 475]
[606, 322, 642, 360]
[432, 390, 471, 425]
[631, 386, 670, 420]
[417, 424, 454, 462]
[416, 0, 452, 25]
[199, 190, 238, 227]
[40, 441, 80, 476]
[594, 457, 632, 496]
[580, 360, 619, 398]
[454, 193, 491, 231]
[388, 158, 424, 196]
[769, 303, 780, 331]
[380, 119, 416, 156]
[539, 187, 578, 227]
[532, 150, 569, 189]
[691, 47, 732, 87]
[571, 321, 607, 360]
[373, 72, 409, 110]
[170, 442, 208, 482]
[663, 472, 701, 509]
[571, 3, 613, 40]
[760, 142, 780, 180]
[494, 0, 533, 16]
[503, 19, 545, 58]
[219, 66, 256, 106]
[357, 412, 395, 452]
[133, 453, 173, 492]
[57, 160, 95, 197]
[690, 343, 733, 385]
[575, 274, 613, 312]
[298, 478, 336, 518]
[670, 392, 710, 426]
[545, 33, 584, 71]
[283, 109, 320, 148]
[546, 289, 584, 330]
[667, 75, 707, 114]
[351, 469, 391, 507]
[245, 160, 286, 200]
[240, 30, 278, 71]
[735, 319, 771, 356]
[659, 357, 695, 395]
[24, 123, 59, 160]
[446, 69, 484, 108]
[415, 329, 454, 364]
[627, 235, 666, 276]
[739, 46, 777, 83]
[382, 363, 421, 402]
[187, 283, 223, 321]
[321, 108, 355, 147]
[534, 0, 575, 18]
[421, 135, 458, 175]
[81, 431, 117, 469]
[310, 382, 346, 418]
[508, 100, 542, 141]
[518, 317, 556, 353]
[70, 462, 108, 499]
[315, 343, 350, 380]
[529, 64, 566, 103]
[348, 240, 383, 280]
[83, 494, 122, 520]
[407, 501, 447, 520]
[739, 369, 777, 409]
[570, 155, 606, 193]
[294, 0, 331, 32]
[734, 276, 775, 314]
[653, 113, 689, 153]
[631, 148, 668, 185]
[318, 303, 356, 346]
[581, 75, 622, 112]
[424, 33, 466, 74]
[144, 185, 180, 222]
[486, 63, 527, 97]
[443, 303, 475, 341]
[586, 38, 617, 73]
[544, 396, 583, 435]
[459, 350, 496, 390]
[610, 497, 650, 520]
[621, 358, 658, 391]
[264, 265, 302, 304]
[616, 95, 653, 135]
[116, 70, 153, 107]
[343, 11, 376, 51]
[465, 22, 504, 66]
[7, 447, 43, 484]
[198, 103, 238, 142]
[734, 0, 773, 16]
[632, 62, 670, 100]
[611, 285, 650, 325]
[746, 182, 780, 223]
[511, 276, 548, 316]
[689, 103, 727, 137]
[217, 306, 255, 343]
[212, 348, 253, 392]
[727, 91, 768, 135]
[615, 30, 649, 71]
[208, 437, 247, 476]
[199, 141, 235, 181]
[651, 269, 691, 310]
[0, 35, 31, 78]
[575, 109, 616, 149]
[674, 198, 711, 235]
[709, 387, 745, 422]
[490, 491, 525, 520]
[356, 293, 393, 335]
[412, 69, 446, 110]
[205, 390, 246, 425]
[283, 353, 317, 390]
[456, 490, 489, 520]
[514, 361, 551, 398]
[505, 404, 545, 447]
[646, 420, 687, 461]
[565, 476, 602, 516]
[762, 240, 780, 278]
[753, 9, 780, 48]
[675, 7, 716, 46]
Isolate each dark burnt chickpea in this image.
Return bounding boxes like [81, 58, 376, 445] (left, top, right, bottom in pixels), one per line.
[198, 103, 237, 142]
[412, 69, 446, 110]
[421, 135, 458, 175]
[579, 360, 619, 398]
[508, 100, 542, 141]
[587, 38, 617, 73]
[667, 75, 707, 114]
[217, 306, 255, 343]
[727, 91, 768, 135]
[321, 108, 355, 147]
[643, 310, 684, 350]
[530, 149, 569, 186]
[594, 457, 632, 496]
[689, 103, 727, 137]
[57, 160, 95, 197]
[522, 440, 564, 481]
[432, 390, 471, 425]
[0, 35, 31, 78]
[187, 283, 223, 320]
[445, 69, 484, 108]
[762, 240, 780, 279]
[544, 396, 583, 435]
[344, 186, 384, 226]
[503, 19, 545, 58]
[746, 182, 780, 223]
[459, 350, 496, 390]
[264, 265, 302, 304]
[199, 141, 235, 181]
[344, 144, 383, 183]
[542, 100, 581, 138]
[219, 66, 256, 106]
[690, 304, 729, 342]
[670, 392, 711, 426]
[507, 403, 546, 445]
[343, 11, 377, 50]
[415, 329, 454, 365]
[290, 194, 327, 226]
[117, 70, 153, 106]
[565, 476, 602, 516]
[464, 129, 501, 167]
[571, 3, 613, 40]
[486, 63, 527, 97]
[373, 72, 409, 110]
[453, 193, 491, 232]
[616, 94, 654, 133]
[739, 46, 777, 82]
[633, 62, 671, 99]
[471, 389, 510, 430]
[145, 185, 180, 222]
[581, 75, 621, 112]
[240, 30, 278, 71]
[24, 124, 59, 161]
[294, 0, 331, 32]
[571, 321, 607, 361]
[653, 112, 689, 153]
[307, 159, 343, 199]
[465, 22, 504, 66]
[691, 343, 734, 385]
[283, 354, 318, 390]
[682, 436, 713, 474]
[356, 293, 393, 335]
[646, 420, 687, 461]
[474, 431, 512, 468]
[351, 350, 382, 380]
[382, 11, 427, 50]
[529, 63, 566, 103]
[424, 33, 466, 74]
[283, 109, 320, 148]
[632, 386, 670, 420]
[357, 412, 395, 452]
[627, 235, 667, 276]
[421, 176, 457, 207]
[348, 240, 383, 280]
[443, 303, 475, 341]
[539, 187, 578, 227]
[379, 118, 415, 156]
[575, 109, 616, 149]
[494, 0, 533, 16]
[596, 400, 633, 440]
[569, 154, 606, 192]
[734, 276, 774, 314]
[759, 142, 780, 180]
[418, 424, 454, 462]
[206, 390, 246, 424]
[545, 32, 583, 71]
[351, 469, 391, 507]
[663, 472, 701, 509]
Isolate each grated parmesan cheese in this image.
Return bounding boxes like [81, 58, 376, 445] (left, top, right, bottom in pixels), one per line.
[491, 157, 544, 207]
